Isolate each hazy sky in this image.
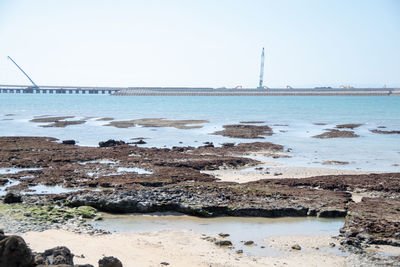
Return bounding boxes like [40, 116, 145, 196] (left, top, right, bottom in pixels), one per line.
[0, 0, 399, 88]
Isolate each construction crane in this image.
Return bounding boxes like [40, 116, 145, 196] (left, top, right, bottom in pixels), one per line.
[8, 56, 38, 88]
[258, 47, 265, 89]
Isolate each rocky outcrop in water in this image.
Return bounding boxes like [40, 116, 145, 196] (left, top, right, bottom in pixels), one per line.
[370, 129, 400, 134]
[313, 129, 359, 138]
[213, 124, 273, 139]
[98, 140, 126, 147]
[336, 124, 362, 129]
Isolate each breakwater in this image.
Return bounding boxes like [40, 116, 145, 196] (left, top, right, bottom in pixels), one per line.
[1, 84, 399, 96]
[114, 88, 399, 96]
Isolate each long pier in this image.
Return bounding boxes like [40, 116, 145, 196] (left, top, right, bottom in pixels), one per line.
[0, 85, 399, 96]
[0, 85, 120, 94]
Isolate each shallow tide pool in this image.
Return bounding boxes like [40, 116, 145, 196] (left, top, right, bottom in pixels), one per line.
[90, 212, 345, 257]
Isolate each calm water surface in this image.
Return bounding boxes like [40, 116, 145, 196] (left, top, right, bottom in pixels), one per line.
[91, 212, 346, 257]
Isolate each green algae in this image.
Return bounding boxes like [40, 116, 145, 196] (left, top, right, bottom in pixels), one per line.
[0, 203, 100, 224]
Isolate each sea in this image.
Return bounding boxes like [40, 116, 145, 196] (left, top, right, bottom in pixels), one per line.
[1, 94, 399, 172]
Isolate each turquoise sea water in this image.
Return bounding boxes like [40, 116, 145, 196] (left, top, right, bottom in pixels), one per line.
[1, 94, 399, 172]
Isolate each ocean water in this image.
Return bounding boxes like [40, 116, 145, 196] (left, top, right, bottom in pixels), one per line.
[0, 94, 399, 172]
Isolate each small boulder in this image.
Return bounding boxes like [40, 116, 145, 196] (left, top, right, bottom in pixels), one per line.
[99, 139, 126, 148]
[0, 178, 8, 186]
[131, 139, 146, 145]
[218, 233, 230, 238]
[98, 256, 123, 267]
[62, 140, 76, 145]
[243, 241, 254, 246]
[291, 244, 301, 250]
[41, 246, 74, 265]
[0, 233, 35, 267]
[221, 143, 235, 148]
[202, 142, 214, 148]
[3, 192, 22, 204]
[214, 240, 233, 247]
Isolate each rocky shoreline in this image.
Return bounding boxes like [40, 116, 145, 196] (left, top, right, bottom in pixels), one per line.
[1, 136, 399, 265]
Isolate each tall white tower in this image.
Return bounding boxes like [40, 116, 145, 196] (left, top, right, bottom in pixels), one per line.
[258, 47, 265, 89]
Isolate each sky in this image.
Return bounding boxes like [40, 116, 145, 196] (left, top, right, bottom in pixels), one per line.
[0, 0, 399, 88]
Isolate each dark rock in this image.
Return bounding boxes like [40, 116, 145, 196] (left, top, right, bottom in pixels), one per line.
[36, 264, 94, 267]
[62, 140, 76, 145]
[318, 209, 347, 218]
[221, 143, 235, 148]
[160, 262, 170, 266]
[131, 139, 146, 145]
[0, 233, 35, 267]
[202, 142, 214, 148]
[236, 250, 243, 254]
[291, 244, 301, 250]
[329, 243, 336, 248]
[0, 179, 8, 186]
[39, 246, 74, 265]
[218, 233, 230, 238]
[98, 256, 123, 267]
[3, 192, 22, 204]
[214, 240, 233, 247]
[244, 240, 254, 246]
[99, 140, 126, 148]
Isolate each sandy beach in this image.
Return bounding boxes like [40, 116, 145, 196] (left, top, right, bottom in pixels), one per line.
[22, 230, 349, 267]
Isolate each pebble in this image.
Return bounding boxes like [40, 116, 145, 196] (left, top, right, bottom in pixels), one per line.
[244, 240, 254, 246]
[291, 244, 301, 250]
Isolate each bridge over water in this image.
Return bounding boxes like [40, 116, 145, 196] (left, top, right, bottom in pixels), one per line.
[0, 84, 121, 94]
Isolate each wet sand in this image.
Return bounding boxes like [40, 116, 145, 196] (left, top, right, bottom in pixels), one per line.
[22, 230, 348, 267]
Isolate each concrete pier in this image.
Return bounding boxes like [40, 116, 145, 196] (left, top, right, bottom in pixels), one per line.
[0, 85, 120, 95]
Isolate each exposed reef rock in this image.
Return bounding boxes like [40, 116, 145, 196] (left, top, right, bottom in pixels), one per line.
[213, 124, 273, 139]
[370, 129, 400, 135]
[105, 118, 208, 129]
[30, 116, 75, 123]
[30, 116, 86, 128]
[41, 120, 86, 128]
[336, 124, 363, 129]
[0, 137, 399, 252]
[313, 129, 359, 138]
[322, 160, 349, 165]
